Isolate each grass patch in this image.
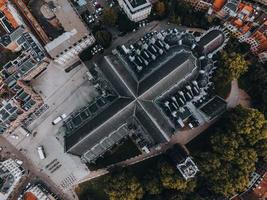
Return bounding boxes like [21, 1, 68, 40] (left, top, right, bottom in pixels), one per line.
[87, 138, 141, 170]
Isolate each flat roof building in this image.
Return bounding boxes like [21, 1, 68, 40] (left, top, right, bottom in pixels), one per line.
[0, 24, 46, 134]
[166, 144, 199, 180]
[0, 159, 24, 199]
[43, 0, 95, 64]
[22, 184, 57, 200]
[117, 0, 152, 22]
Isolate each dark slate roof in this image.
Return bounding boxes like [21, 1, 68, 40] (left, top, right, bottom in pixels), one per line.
[64, 28, 227, 160]
[196, 29, 225, 55]
[138, 50, 193, 96]
[65, 97, 134, 155]
[139, 51, 199, 100]
[97, 56, 136, 97]
[199, 96, 227, 119]
[106, 54, 139, 95]
[138, 100, 175, 138]
[134, 102, 168, 144]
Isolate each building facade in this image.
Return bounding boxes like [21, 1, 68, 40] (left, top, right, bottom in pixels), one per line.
[185, 0, 213, 11]
[23, 184, 57, 200]
[43, 0, 95, 65]
[208, 0, 267, 62]
[0, 159, 24, 199]
[117, 0, 152, 22]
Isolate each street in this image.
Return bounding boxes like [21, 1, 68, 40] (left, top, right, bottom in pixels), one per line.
[0, 136, 73, 200]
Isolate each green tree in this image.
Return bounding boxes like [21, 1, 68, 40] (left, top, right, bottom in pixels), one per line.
[102, 8, 118, 26]
[0, 50, 20, 68]
[213, 51, 248, 97]
[158, 162, 196, 192]
[154, 1, 166, 17]
[143, 172, 163, 195]
[195, 106, 267, 197]
[255, 138, 267, 162]
[227, 106, 267, 145]
[240, 62, 267, 116]
[105, 170, 144, 200]
[220, 52, 248, 80]
[95, 30, 112, 48]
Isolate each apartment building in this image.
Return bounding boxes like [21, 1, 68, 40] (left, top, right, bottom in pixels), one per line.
[22, 184, 57, 200]
[43, 0, 95, 65]
[0, 3, 46, 133]
[117, 0, 152, 22]
[208, 0, 267, 62]
[0, 159, 24, 199]
[185, 0, 213, 11]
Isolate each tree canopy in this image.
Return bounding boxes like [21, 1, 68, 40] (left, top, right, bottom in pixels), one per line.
[154, 1, 167, 17]
[78, 105, 267, 200]
[95, 30, 112, 48]
[195, 106, 267, 197]
[104, 170, 144, 200]
[159, 162, 196, 192]
[239, 61, 267, 117]
[0, 50, 20, 69]
[167, 0, 217, 28]
[102, 8, 118, 26]
[213, 51, 248, 97]
[222, 52, 248, 80]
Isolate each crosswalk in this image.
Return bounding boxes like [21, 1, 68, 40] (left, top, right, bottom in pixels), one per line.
[60, 173, 77, 189]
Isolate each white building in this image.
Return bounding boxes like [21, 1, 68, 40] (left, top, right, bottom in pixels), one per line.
[0, 159, 24, 199]
[23, 185, 56, 200]
[117, 0, 152, 22]
[44, 0, 95, 65]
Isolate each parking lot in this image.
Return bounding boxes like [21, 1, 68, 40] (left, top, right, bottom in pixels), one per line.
[5, 61, 98, 191]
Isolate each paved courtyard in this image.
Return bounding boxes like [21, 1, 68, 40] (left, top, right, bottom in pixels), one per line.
[5, 61, 98, 193]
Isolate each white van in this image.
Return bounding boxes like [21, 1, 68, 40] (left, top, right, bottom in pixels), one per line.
[52, 114, 67, 125]
[37, 146, 46, 160]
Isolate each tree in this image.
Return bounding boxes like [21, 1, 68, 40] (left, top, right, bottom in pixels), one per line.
[227, 106, 267, 145]
[195, 106, 267, 197]
[255, 138, 267, 162]
[118, 12, 136, 33]
[0, 50, 20, 68]
[0, 84, 14, 100]
[220, 52, 248, 80]
[102, 8, 118, 26]
[143, 172, 163, 195]
[104, 170, 144, 200]
[94, 30, 112, 48]
[154, 1, 166, 17]
[213, 51, 248, 97]
[158, 162, 196, 192]
[241, 62, 267, 116]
